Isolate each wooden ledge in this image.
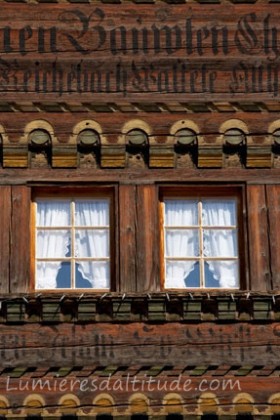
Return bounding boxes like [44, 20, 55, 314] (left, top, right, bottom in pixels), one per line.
[0, 0, 264, 3]
[1, 101, 280, 113]
[1, 293, 279, 323]
[1, 363, 280, 378]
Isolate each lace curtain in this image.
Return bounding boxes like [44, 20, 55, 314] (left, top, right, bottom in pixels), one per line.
[164, 199, 238, 288]
[75, 200, 110, 289]
[202, 200, 238, 288]
[36, 199, 110, 289]
[165, 200, 199, 288]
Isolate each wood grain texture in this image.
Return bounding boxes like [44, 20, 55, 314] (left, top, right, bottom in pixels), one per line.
[0, 111, 279, 141]
[266, 185, 280, 291]
[0, 186, 11, 293]
[246, 185, 271, 291]
[10, 186, 31, 293]
[119, 185, 137, 292]
[2, 168, 280, 185]
[0, 5, 279, 101]
[136, 185, 159, 292]
[0, 322, 279, 367]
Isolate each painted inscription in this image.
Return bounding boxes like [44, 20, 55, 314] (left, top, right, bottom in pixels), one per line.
[0, 6, 280, 98]
[0, 323, 279, 367]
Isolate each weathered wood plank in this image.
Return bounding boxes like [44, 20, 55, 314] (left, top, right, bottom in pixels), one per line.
[0, 322, 279, 367]
[0, 5, 279, 101]
[0, 186, 11, 293]
[136, 185, 159, 292]
[10, 186, 31, 293]
[3, 169, 280, 185]
[266, 185, 280, 291]
[246, 185, 271, 291]
[119, 185, 137, 292]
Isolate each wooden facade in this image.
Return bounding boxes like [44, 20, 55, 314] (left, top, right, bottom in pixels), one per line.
[0, 0, 279, 418]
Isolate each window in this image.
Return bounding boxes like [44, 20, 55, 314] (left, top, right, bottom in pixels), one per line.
[32, 192, 112, 290]
[161, 188, 243, 289]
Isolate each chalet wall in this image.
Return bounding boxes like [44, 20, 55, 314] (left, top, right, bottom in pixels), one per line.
[0, 4, 280, 103]
[0, 2, 279, 414]
[0, 181, 279, 294]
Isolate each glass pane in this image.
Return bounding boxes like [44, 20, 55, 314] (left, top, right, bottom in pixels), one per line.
[76, 261, 110, 289]
[202, 199, 236, 226]
[205, 260, 239, 288]
[165, 260, 200, 288]
[36, 261, 71, 289]
[37, 201, 71, 227]
[37, 230, 71, 258]
[164, 200, 198, 226]
[165, 229, 199, 257]
[203, 229, 237, 257]
[75, 200, 109, 226]
[75, 230, 109, 258]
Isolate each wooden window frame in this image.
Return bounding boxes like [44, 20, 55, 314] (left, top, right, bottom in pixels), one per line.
[159, 185, 247, 291]
[30, 186, 117, 293]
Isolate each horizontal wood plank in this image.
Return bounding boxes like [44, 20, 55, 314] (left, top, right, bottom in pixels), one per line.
[2, 168, 280, 185]
[0, 4, 279, 101]
[0, 322, 279, 367]
[0, 111, 279, 137]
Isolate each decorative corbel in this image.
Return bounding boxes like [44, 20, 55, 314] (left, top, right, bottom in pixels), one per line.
[246, 135, 272, 168]
[149, 120, 174, 168]
[2, 125, 28, 168]
[198, 134, 223, 168]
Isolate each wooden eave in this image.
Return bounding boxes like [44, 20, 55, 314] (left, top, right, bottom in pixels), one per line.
[0, 103, 280, 169]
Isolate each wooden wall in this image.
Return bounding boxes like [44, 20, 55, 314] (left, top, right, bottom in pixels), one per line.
[0, 4, 279, 103]
[0, 180, 279, 294]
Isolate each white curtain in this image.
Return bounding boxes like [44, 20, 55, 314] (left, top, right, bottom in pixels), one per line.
[75, 200, 110, 289]
[164, 200, 199, 288]
[36, 201, 71, 289]
[36, 199, 110, 290]
[164, 199, 238, 289]
[202, 200, 238, 288]
[165, 199, 198, 226]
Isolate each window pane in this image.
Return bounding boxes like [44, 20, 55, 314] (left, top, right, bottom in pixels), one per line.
[165, 260, 199, 288]
[75, 229, 109, 258]
[203, 229, 237, 257]
[36, 261, 71, 289]
[75, 200, 109, 226]
[202, 200, 236, 226]
[37, 230, 71, 258]
[164, 200, 198, 226]
[76, 261, 110, 289]
[205, 260, 239, 288]
[37, 201, 71, 226]
[165, 230, 199, 257]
